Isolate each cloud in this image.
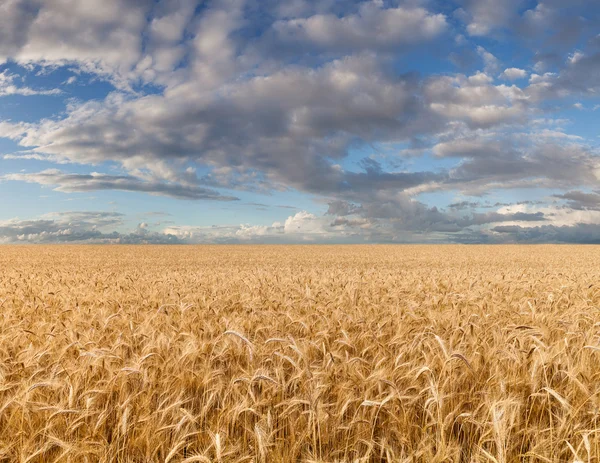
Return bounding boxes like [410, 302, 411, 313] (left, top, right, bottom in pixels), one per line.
[271, 3, 447, 53]
[0, 120, 31, 139]
[491, 223, 600, 244]
[0, 0, 39, 63]
[0, 211, 190, 244]
[283, 211, 328, 235]
[553, 190, 600, 210]
[0, 204, 594, 244]
[164, 210, 376, 243]
[0, 211, 120, 243]
[477, 46, 500, 74]
[51, 211, 125, 228]
[3, 55, 449, 198]
[447, 200, 481, 210]
[526, 41, 600, 101]
[0, 0, 160, 88]
[325, 192, 548, 240]
[424, 72, 530, 129]
[500, 68, 528, 81]
[457, 0, 524, 36]
[426, 128, 600, 196]
[1, 169, 239, 201]
[448, 141, 600, 194]
[3, 60, 545, 203]
[144, 0, 199, 77]
[0, 70, 61, 96]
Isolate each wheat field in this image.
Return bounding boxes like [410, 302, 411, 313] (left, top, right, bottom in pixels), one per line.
[1, 245, 600, 462]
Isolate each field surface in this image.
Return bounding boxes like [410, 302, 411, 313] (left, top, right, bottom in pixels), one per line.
[1, 245, 600, 462]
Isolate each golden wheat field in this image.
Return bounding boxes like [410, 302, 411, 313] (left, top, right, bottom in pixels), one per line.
[1, 245, 600, 462]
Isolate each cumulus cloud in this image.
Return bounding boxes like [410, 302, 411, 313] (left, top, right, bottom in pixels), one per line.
[271, 3, 447, 53]
[424, 72, 530, 128]
[500, 68, 528, 81]
[2, 60, 547, 203]
[0, 1, 158, 88]
[3, 55, 449, 197]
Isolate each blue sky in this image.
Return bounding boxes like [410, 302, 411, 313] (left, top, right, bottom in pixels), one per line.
[1, 0, 600, 243]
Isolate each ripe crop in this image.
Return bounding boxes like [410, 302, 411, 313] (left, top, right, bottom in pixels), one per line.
[1, 245, 599, 462]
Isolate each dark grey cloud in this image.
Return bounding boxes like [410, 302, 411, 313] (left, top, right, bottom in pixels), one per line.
[553, 191, 600, 211]
[491, 223, 600, 244]
[245, 202, 298, 210]
[0, 0, 39, 62]
[1, 170, 239, 201]
[330, 217, 370, 228]
[326, 200, 361, 217]
[326, 193, 546, 238]
[454, 0, 598, 48]
[448, 201, 480, 210]
[555, 51, 600, 95]
[491, 200, 543, 208]
[518, 1, 597, 56]
[465, 211, 546, 226]
[445, 140, 600, 195]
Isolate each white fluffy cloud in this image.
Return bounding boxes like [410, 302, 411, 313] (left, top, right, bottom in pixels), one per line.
[272, 3, 447, 52]
[0, 0, 157, 88]
[0, 70, 61, 96]
[424, 72, 530, 128]
[500, 68, 528, 81]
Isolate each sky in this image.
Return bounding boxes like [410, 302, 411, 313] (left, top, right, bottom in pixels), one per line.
[0, 0, 600, 244]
